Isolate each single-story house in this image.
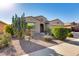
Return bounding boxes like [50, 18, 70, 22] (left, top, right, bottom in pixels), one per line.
[25, 16, 48, 33]
[0, 16, 64, 34]
[25, 16, 64, 33]
[64, 23, 72, 29]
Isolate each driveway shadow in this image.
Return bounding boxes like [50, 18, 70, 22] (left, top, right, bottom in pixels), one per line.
[63, 39, 79, 46]
[19, 39, 63, 56]
[20, 40, 46, 53]
[19, 39, 47, 53]
[29, 48, 63, 56]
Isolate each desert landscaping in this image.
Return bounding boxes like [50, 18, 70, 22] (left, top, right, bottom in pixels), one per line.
[0, 13, 79, 56]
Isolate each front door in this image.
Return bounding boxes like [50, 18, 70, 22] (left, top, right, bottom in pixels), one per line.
[40, 24, 44, 32]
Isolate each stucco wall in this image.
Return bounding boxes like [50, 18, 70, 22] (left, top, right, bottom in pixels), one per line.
[0, 22, 7, 33]
[25, 16, 47, 33]
[25, 16, 64, 33]
[48, 19, 64, 28]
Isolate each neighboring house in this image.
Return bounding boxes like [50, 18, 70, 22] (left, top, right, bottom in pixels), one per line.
[25, 16, 64, 33]
[65, 23, 79, 31]
[64, 23, 72, 29]
[64, 22, 79, 29]
[0, 21, 7, 34]
[64, 23, 79, 31]
[48, 19, 64, 28]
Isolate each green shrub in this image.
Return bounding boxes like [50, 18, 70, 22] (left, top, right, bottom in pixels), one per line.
[43, 35, 52, 42]
[51, 27, 69, 40]
[0, 33, 11, 49]
[26, 23, 34, 29]
[66, 28, 72, 33]
[67, 32, 73, 38]
[5, 25, 14, 36]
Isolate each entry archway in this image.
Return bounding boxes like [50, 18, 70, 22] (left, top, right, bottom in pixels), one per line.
[40, 24, 44, 33]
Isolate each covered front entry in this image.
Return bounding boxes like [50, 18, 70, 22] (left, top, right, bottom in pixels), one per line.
[40, 24, 44, 33]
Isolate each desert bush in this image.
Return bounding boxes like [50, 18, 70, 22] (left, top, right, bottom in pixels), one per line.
[0, 33, 11, 49]
[43, 35, 52, 42]
[5, 25, 14, 36]
[67, 32, 73, 38]
[26, 23, 34, 29]
[51, 27, 69, 40]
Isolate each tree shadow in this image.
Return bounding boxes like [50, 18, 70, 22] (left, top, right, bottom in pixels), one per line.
[19, 39, 63, 56]
[48, 41, 59, 45]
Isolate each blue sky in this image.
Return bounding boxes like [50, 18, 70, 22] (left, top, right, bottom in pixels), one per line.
[0, 3, 79, 24]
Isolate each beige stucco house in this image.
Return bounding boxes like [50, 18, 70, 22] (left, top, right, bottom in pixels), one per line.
[48, 19, 64, 28]
[25, 16, 64, 33]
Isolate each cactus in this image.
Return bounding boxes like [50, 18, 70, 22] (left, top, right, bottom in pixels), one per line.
[12, 13, 26, 39]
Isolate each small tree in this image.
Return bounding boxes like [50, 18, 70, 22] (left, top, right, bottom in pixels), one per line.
[26, 23, 34, 41]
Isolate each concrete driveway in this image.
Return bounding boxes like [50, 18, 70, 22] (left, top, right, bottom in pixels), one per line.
[27, 38, 79, 56]
[22, 32, 79, 56]
[72, 32, 79, 38]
